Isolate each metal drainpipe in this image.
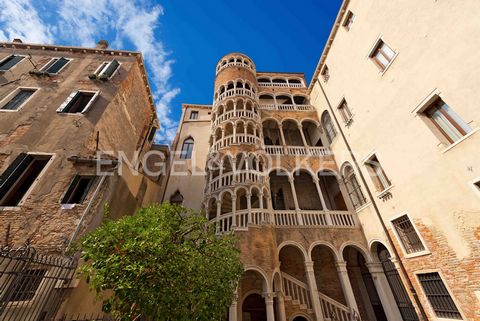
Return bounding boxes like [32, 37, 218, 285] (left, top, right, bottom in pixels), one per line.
[317, 79, 429, 321]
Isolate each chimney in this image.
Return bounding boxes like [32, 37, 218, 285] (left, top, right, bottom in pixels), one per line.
[95, 40, 109, 50]
[12, 38, 23, 43]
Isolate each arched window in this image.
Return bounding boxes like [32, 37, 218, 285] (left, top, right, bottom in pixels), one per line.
[170, 190, 184, 205]
[343, 165, 366, 208]
[321, 111, 337, 143]
[180, 137, 194, 159]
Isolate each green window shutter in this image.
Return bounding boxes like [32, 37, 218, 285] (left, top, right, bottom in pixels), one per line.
[99, 59, 120, 79]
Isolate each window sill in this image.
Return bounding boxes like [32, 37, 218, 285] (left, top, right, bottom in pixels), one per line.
[441, 128, 479, 154]
[0, 109, 20, 113]
[0, 206, 21, 211]
[404, 250, 431, 259]
[377, 52, 398, 77]
[61, 204, 77, 210]
[376, 185, 394, 199]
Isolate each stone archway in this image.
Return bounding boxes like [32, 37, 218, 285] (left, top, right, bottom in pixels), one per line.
[242, 293, 267, 321]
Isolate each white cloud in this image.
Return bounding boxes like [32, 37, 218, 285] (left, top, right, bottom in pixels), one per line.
[0, 0, 54, 44]
[0, 0, 180, 144]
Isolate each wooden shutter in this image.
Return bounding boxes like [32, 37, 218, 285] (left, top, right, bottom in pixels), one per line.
[56, 91, 78, 113]
[99, 59, 120, 79]
[0, 153, 33, 199]
[80, 91, 100, 114]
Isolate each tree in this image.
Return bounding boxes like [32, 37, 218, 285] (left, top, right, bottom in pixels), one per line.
[78, 203, 243, 321]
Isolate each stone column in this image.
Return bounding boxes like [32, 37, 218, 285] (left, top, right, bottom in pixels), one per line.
[265, 292, 276, 321]
[259, 193, 265, 223]
[279, 124, 287, 153]
[231, 195, 237, 228]
[233, 123, 237, 144]
[288, 176, 303, 225]
[216, 200, 222, 234]
[305, 261, 324, 321]
[276, 292, 287, 321]
[247, 191, 252, 224]
[299, 124, 308, 147]
[335, 261, 360, 314]
[229, 293, 238, 321]
[221, 128, 225, 148]
[313, 177, 329, 212]
[367, 263, 403, 321]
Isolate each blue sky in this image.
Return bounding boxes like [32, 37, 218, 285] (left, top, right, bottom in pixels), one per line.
[0, 0, 342, 143]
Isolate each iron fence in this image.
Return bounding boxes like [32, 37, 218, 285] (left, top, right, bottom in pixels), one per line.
[0, 243, 77, 321]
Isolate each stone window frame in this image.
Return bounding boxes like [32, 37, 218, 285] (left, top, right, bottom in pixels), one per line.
[39, 57, 72, 75]
[412, 89, 478, 153]
[56, 90, 100, 114]
[0, 152, 56, 211]
[0, 86, 40, 113]
[0, 54, 27, 72]
[336, 97, 353, 126]
[413, 269, 466, 321]
[3, 268, 51, 307]
[59, 175, 98, 209]
[362, 151, 393, 198]
[92, 59, 121, 80]
[389, 212, 430, 259]
[190, 110, 199, 120]
[343, 10, 356, 31]
[367, 36, 398, 75]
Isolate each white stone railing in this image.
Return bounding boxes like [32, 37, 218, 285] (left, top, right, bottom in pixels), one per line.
[282, 272, 312, 309]
[211, 134, 262, 152]
[318, 291, 353, 321]
[208, 170, 265, 194]
[264, 146, 332, 157]
[217, 88, 256, 103]
[213, 209, 356, 234]
[217, 61, 255, 75]
[213, 109, 260, 127]
[258, 82, 304, 88]
[259, 104, 315, 111]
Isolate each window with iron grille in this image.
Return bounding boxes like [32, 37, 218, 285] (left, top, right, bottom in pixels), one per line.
[392, 215, 425, 254]
[8, 269, 47, 301]
[343, 165, 366, 208]
[0, 55, 25, 71]
[417, 272, 462, 319]
[190, 111, 199, 120]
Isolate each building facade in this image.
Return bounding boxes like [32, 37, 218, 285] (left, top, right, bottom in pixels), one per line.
[0, 39, 166, 320]
[165, 1, 480, 321]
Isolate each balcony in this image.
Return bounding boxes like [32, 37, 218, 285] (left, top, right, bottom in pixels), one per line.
[208, 170, 265, 194]
[211, 134, 262, 152]
[259, 104, 315, 112]
[212, 109, 260, 128]
[264, 145, 331, 157]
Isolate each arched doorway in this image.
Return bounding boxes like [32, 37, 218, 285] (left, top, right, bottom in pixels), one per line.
[375, 243, 419, 321]
[242, 293, 267, 321]
[343, 246, 388, 321]
[292, 316, 308, 321]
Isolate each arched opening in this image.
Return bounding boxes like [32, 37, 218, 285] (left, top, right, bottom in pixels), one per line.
[302, 120, 324, 147]
[321, 111, 337, 144]
[372, 242, 420, 321]
[258, 78, 270, 84]
[343, 164, 367, 209]
[236, 121, 245, 139]
[272, 78, 287, 84]
[289, 78, 302, 84]
[220, 85, 225, 94]
[236, 153, 247, 171]
[343, 246, 387, 321]
[225, 122, 234, 138]
[226, 100, 234, 113]
[245, 101, 253, 112]
[245, 82, 251, 90]
[228, 57, 235, 63]
[246, 122, 255, 136]
[282, 120, 303, 146]
[248, 154, 259, 171]
[318, 170, 347, 210]
[293, 317, 308, 321]
[214, 127, 222, 142]
[217, 104, 224, 116]
[236, 188, 248, 210]
[311, 245, 346, 305]
[263, 120, 281, 146]
[293, 95, 307, 104]
[242, 294, 266, 321]
[251, 187, 261, 209]
[180, 137, 194, 159]
[207, 198, 217, 220]
[227, 82, 234, 90]
[223, 155, 233, 174]
[236, 81, 243, 89]
[269, 170, 295, 210]
[240, 270, 268, 321]
[293, 170, 322, 210]
[221, 192, 233, 215]
[259, 93, 275, 105]
[276, 94, 293, 105]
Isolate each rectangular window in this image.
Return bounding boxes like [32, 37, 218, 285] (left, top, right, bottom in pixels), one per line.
[343, 11, 355, 30]
[321, 65, 330, 83]
[417, 272, 462, 319]
[423, 98, 472, 144]
[57, 91, 99, 114]
[8, 269, 47, 302]
[190, 111, 199, 120]
[0, 88, 36, 111]
[370, 40, 396, 71]
[61, 175, 96, 205]
[338, 99, 353, 124]
[0, 55, 25, 71]
[392, 215, 426, 254]
[365, 155, 391, 192]
[90, 59, 120, 80]
[0, 153, 51, 207]
[41, 57, 70, 74]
